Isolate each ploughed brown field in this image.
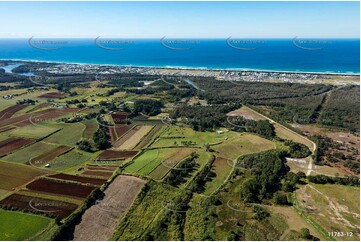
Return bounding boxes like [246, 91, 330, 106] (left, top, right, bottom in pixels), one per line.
[73, 175, 146, 240]
[109, 125, 133, 143]
[111, 112, 129, 124]
[0, 193, 78, 219]
[81, 170, 113, 179]
[135, 125, 162, 149]
[15, 108, 79, 127]
[0, 104, 27, 120]
[38, 92, 66, 98]
[26, 178, 96, 199]
[97, 150, 138, 160]
[48, 174, 106, 187]
[0, 138, 34, 156]
[86, 165, 118, 171]
[0, 108, 78, 128]
[29, 146, 73, 166]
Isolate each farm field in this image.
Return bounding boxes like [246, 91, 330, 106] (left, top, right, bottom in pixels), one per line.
[73, 175, 146, 240]
[0, 193, 79, 220]
[97, 150, 138, 160]
[0, 209, 56, 241]
[26, 178, 97, 199]
[3, 141, 61, 164]
[0, 161, 47, 191]
[7, 124, 63, 139]
[135, 125, 163, 149]
[203, 157, 233, 195]
[212, 133, 276, 160]
[44, 123, 85, 146]
[47, 150, 93, 171]
[30, 145, 73, 167]
[113, 125, 153, 150]
[82, 119, 98, 139]
[112, 181, 190, 241]
[148, 148, 196, 180]
[0, 137, 34, 156]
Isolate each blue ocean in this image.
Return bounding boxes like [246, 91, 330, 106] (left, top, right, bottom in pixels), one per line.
[0, 38, 359, 74]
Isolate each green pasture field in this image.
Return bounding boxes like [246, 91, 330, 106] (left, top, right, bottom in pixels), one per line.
[148, 148, 196, 180]
[8, 123, 64, 139]
[0, 209, 56, 241]
[203, 157, 233, 196]
[124, 148, 175, 175]
[44, 122, 85, 146]
[112, 181, 189, 241]
[82, 119, 99, 139]
[152, 127, 238, 148]
[182, 151, 212, 189]
[212, 133, 276, 160]
[3, 141, 60, 164]
[47, 150, 93, 172]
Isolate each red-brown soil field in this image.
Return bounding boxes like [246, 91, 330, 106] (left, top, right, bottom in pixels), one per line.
[48, 174, 106, 187]
[0, 138, 34, 156]
[98, 150, 138, 160]
[26, 178, 96, 199]
[111, 112, 129, 124]
[38, 92, 66, 98]
[81, 170, 113, 179]
[0, 104, 27, 120]
[0, 193, 78, 219]
[85, 165, 118, 171]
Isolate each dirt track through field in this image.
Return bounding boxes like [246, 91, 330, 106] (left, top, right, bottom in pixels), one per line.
[72, 175, 146, 241]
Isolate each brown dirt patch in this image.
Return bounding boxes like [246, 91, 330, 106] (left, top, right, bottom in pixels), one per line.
[72, 175, 146, 240]
[0, 138, 34, 156]
[26, 178, 96, 199]
[98, 150, 138, 160]
[48, 174, 106, 187]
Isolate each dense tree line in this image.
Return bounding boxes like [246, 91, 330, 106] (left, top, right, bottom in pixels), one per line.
[307, 175, 359, 186]
[284, 140, 311, 158]
[239, 151, 289, 203]
[165, 153, 199, 186]
[133, 99, 163, 116]
[227, 116, 275, 139]
[170, 103, 240, 131]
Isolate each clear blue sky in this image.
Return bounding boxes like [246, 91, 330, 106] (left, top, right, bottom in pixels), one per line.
[0, 1, 359, 38]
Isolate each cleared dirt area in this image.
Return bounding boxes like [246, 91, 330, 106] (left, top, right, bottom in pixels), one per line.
[0, 193, 78, 219]
[97, 150, 138, 160]
[26, 178, 96, 199]
[72, 175, 146, 241]
[227, 106, 266, 121]
[268, 205, 323, 240]
[113, 125, 153, 150]
[47, 174, 106, 187]
[0, 138, 34, 156]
